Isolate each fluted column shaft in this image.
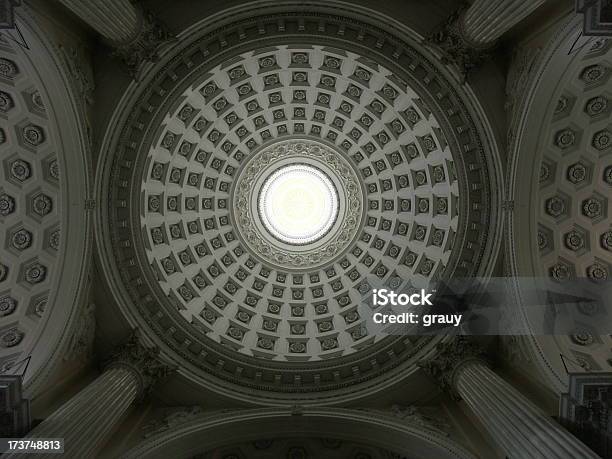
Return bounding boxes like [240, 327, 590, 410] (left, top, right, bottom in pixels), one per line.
[455, 360, 599, 459]
[5, 367, 139, 458]
[57, 0, 170, 75]
[461, 0, 545, 46]
[5, 333, 171, 458]
[58, 0, 139, 43]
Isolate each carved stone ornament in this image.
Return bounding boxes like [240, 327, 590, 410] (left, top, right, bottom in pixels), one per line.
[577, 0, 612, 36]
[231, 139, 363, 269]
[142, 406, 204, 438]
[0, 0, 20, 29]
[428, 6, 494, 78]
[58, 45, 94, 151]
[505, 45, 541, 149]
[104, 331, 174, 397]
[111, 8, 174, 77]
[499, 335, 533, 367]
[58, 45, 94, 106]
[559, 372, 612, 458]
[390, 404, 450, 436]
[418, 337, 487, 396]
[63, 302, 96, 363]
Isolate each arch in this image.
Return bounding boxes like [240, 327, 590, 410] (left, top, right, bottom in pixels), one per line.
[506, 14, 612, 393]
[0, 9, 93, 396]
[122, 408, 477, 459]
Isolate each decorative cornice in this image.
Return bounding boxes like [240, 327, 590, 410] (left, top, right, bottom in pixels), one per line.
[104, 331, 174, 398]
[418, 337, 488, 397]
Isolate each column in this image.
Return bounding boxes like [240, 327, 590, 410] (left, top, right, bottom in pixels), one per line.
[431, 0, 544, 75]
[420, 338, 600, 459]
[461, 0, 546, 47]
[57, 0, 170, 75]
[57, 0, 139, 43]
[5, 333, 172, 458]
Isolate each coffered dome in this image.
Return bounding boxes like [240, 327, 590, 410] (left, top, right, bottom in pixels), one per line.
[507, 18, 612, 392]
[0, 14, 91, 394]
[96, 2, 502, 402]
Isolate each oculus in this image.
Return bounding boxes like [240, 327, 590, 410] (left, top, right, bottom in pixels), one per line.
[258, 164, 339, 245]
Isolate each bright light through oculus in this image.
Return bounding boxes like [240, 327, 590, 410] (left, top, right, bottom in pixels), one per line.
[258, 164, 339, 245]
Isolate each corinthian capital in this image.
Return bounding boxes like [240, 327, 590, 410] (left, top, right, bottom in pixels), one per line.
[104, 331, 173, 397]
[418, 337, 488, 396]
[428, 6, 493, 78]
[111, 8, 174, 77]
